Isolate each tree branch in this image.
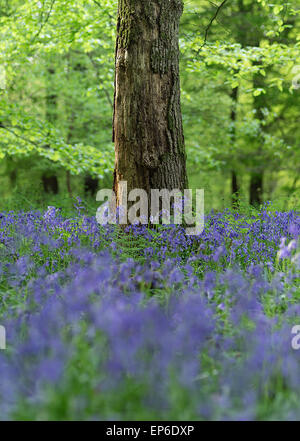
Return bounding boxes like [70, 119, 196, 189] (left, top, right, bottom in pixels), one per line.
[199, 0, 229, 50]
[31, 0, 56, 45]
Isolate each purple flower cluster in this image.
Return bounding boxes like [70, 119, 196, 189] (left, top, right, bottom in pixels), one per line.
[0, 207, 299, 420]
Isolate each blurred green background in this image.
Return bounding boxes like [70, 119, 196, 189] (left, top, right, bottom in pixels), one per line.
[0, 0, 299, 213]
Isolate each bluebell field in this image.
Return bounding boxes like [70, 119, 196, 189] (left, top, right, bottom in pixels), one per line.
[0, 202, 299, 420]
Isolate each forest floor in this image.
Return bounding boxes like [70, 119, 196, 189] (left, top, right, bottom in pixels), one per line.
[0, 203, 299, 420]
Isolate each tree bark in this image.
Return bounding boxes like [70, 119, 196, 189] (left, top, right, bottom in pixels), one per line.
[113, 0, 188, 207]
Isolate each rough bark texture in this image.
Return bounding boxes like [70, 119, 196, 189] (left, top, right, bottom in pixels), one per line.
[113, 0, 188, 205]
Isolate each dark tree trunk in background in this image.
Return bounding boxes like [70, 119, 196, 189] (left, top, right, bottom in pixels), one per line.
[232, 1, 265, 208]
[250, 172, 263, 207]
[113, 0, 188, 205]
[5, 157, 17, 190]
[84, 175, 99, 197]
[42, 175, 59, 194]
[230, 86, 240, 208]
[9, 169, 17, 189]
[66, 170, 72, 198]
[250, 61, 265, 208]
[43, 66, 59, 194]
[249, 170, 263, 207]
[68, 60, 98, 198]
[46, 68, 57, 123]
[231, 170, 239, 205]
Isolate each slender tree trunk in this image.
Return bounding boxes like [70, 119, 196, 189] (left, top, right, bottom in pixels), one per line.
[250, 172, 263, 207]
[231, 170, 239, 205]
[66, 170, 72, 198]
[113, 0, 188, 206]
[5, 156, 17, 190]
[249, 171, 263, 207]
[230, 86, 240, 208]
[233, 1, 264, 208]
[43, 65, 59, 194]
[249, 61, 264, 208]
[84, 175, 99, 197]
[42, 175, 59, 194]
[9, 169, 17, 188]
[66, 98, 75, 198]
[68, 59, 99, 198]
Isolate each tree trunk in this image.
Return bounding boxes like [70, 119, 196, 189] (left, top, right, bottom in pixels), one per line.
[249, 61, 265, 208]
[231, 170, 239, 206]
[230, 86, 240, 208]
[113, 0, 188, 207]
[250, 172, 263, 207]
[84, 175, 99, 197]
[66, 170, 72, 198]
[42, 174, 59, 194]
[9, 169, 17, 188]
[43, 65, 59, 194]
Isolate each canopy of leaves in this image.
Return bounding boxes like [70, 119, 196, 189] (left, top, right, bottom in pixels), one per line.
[0, 0, 299, 190]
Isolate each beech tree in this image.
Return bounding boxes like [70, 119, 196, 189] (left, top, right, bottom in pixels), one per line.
[113, 0, 188, 206]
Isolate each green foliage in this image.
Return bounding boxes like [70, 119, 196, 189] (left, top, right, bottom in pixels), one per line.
[0, 0, 299, 203]
[0, 0, 117, 178]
